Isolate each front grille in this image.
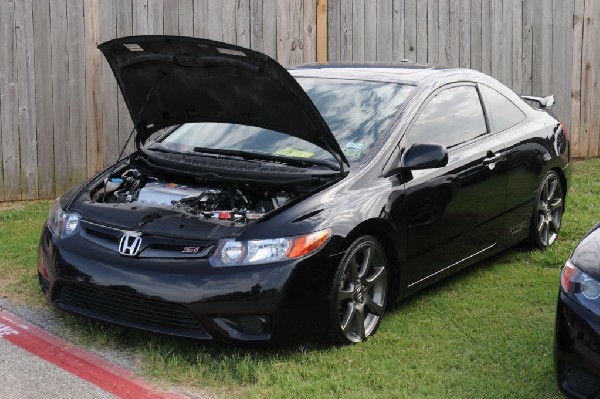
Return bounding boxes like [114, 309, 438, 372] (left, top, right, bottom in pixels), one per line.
[79, 220, 213, 258]
[57, 283, 210, 339]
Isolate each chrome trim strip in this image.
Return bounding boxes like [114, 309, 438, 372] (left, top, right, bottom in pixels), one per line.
[407, 243, 497, 288]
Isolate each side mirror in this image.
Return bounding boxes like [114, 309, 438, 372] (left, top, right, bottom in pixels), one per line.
[401, 143, 448, 170]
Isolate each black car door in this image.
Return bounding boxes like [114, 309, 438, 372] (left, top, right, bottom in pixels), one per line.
[400, 84, 508, 286]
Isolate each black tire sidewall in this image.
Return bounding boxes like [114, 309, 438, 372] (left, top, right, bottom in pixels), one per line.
[529, 170, 563, 249]
[327, 235, 389, 345]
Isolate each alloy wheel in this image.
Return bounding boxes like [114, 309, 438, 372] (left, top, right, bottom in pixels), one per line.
[337, 240, 387, 343]
[535, 172, 564, 247]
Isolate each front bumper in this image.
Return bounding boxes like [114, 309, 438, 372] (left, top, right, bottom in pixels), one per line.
[555, 291, 600, 398]
[38, 224, 341, 343]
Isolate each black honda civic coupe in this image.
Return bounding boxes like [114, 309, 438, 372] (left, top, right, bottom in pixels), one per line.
[555, 222, 600, 397]
[38, 36, 571, 344]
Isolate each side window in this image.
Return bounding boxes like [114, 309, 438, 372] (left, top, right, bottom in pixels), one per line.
[408, 86, 487, 148]
[480, 85, 525, 132]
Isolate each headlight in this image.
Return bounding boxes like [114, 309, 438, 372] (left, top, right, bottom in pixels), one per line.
[561, 260, 600, 303]
[210, 228, 331, 267]
[47, 199, 81, 239]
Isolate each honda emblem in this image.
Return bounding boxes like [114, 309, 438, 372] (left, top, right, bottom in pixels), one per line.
[118, 233, 142, 256]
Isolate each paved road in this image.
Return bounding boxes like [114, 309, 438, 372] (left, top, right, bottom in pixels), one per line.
[0, 337, 116, 399]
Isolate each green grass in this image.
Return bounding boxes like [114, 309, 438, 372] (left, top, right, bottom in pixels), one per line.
[1, 159, 599, 398]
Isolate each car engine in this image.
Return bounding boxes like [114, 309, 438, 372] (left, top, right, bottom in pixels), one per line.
[92, 168, 292, 223]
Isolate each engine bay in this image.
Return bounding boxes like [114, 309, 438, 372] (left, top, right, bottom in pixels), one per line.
[90, 165, 301, 224]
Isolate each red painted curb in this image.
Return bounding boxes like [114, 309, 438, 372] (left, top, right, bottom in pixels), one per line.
[0, 308, 189, 399]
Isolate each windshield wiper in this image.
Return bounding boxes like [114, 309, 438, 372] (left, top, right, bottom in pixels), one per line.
[145, 143, 262, 163]
[192, 146, 340, 171]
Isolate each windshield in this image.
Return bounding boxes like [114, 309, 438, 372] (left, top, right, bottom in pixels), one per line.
[154, 78, 413, 164]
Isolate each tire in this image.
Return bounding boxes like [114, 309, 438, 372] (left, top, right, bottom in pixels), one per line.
[328, 235, 389, 344]
[529, 170, 564, 249]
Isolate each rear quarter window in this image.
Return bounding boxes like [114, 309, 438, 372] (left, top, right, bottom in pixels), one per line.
[480, 85, 526, 132]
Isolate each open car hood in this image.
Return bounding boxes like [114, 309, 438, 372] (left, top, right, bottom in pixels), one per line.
[98, 36, 348, 167]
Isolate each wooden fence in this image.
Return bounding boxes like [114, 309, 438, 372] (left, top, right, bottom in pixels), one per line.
[0, 0, 326, 201]
[0, 0, 598, 201]
[328, 0, 600, 160]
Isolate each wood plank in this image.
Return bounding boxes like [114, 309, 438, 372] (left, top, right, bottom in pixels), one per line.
[470, 0, 482, 70]
[206, 0, 223, 40]
[163, 0, 179, 35]
[262, 0, 277, 58]
[100, 0, 118, 167]
[292, 0, 303, 64]
[364, 0, 376, 61]
[415, 0, 427, 63]
[377, 0, 393, 61]
[249, 0, 263, 50]
[116, 0, 134, 158]
[582, 0, 600, 156]
[501, 0, 513, 86]
[570, 0, 584, 156]
[276, 0, 291, 65]
[404, 0, 417, 62]
[551, 0, 573, 130]
[133, 0, 149, 35]
[459, 0, 470, 68]
[178, 0, 194, 36]
[327, 0, 340, 61]
[522, 0, 533, 94]
[533, 0, 553, 96]
[340, 0, 352, 60]
[276, 0, 302, 66]
[66, 0, 87, 186]
[84, 0, 103, 177]
[511, 0, 523, 93]
[491, 0, 502, 80]
[15, 0, 38, 199]
[317, 0, 328, 62]
[352, 0, 365, 61]
[193, 0, 208, 38]
[427, 0, 439, 64]
[50, 0, 70, 195]
[32, 0, 55, 198]
[147, 0, 164, 34]
[579, 0, 595, 157]
[531, 0, 542, 95]
[438, 0, 450, 66]
[448, 0, 459, 66]
[481, 0, 492, 74]
[223, 0, 236, 43]
[303, 0, 317, 62]
[0, 0, 20, 199]
[237, 0, 251, 47]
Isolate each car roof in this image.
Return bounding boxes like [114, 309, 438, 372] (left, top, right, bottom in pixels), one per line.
[288, 63, 486, 86]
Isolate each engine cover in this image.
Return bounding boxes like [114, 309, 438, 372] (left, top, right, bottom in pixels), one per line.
[135, 182, 219, 206]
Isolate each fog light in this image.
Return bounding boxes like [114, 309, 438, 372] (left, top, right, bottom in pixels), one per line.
[565, 365, 600, 395]
[213, 315, 271, 338]
[238, 316, 270, 335]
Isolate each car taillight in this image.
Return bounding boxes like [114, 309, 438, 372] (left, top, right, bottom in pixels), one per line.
[559, 121, 569, 141]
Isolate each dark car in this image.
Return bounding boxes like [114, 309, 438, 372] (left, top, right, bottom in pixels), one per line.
[38, 36, 571, 344]
[555, 222, 600, 397]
